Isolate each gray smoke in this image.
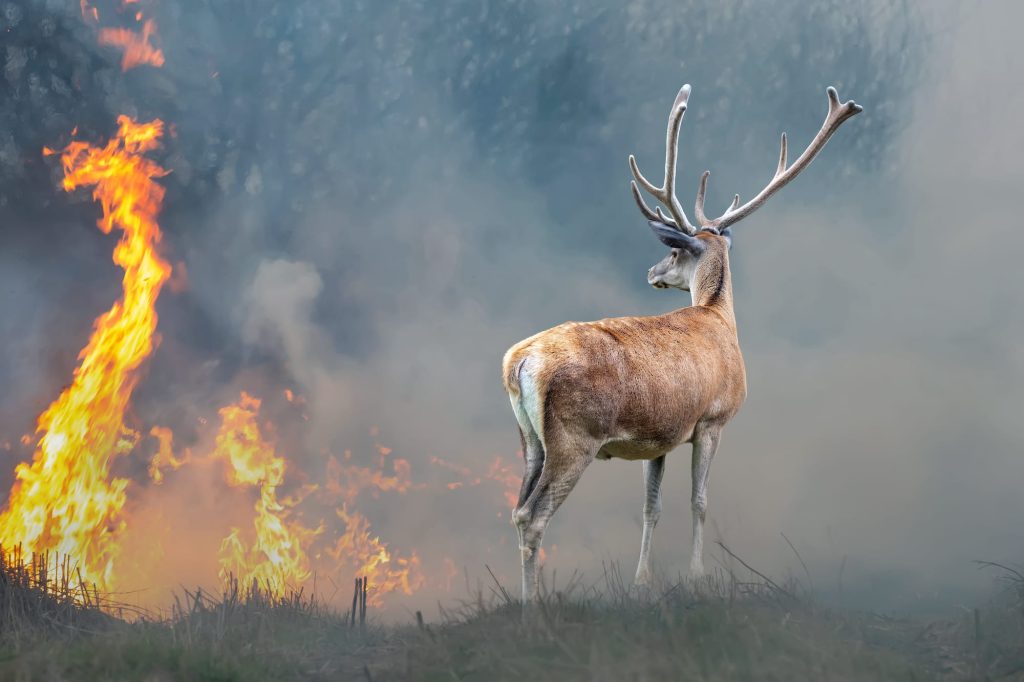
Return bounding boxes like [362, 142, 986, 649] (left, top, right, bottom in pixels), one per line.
[2, 0, 1019, 614]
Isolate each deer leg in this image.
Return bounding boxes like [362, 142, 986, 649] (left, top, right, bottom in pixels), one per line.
[513, 446, 594, 603]
[513, 425, 545, 573]
[634, 454, 666, 586]
[514, 426, 545, 513]
[690, 426, 721, 578]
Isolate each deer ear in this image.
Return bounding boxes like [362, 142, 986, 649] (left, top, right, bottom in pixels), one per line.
[648, 221, 705, 256]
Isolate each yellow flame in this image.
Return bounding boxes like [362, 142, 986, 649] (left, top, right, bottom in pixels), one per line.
[328, 505, 423, 606]
[0, 117, 170, 590]
[147, 426, 190, 484]
[214, 392, 319, 596]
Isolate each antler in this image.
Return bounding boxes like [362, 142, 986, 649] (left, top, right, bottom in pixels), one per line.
[629, 84, 699, 235]
[694, 86, 863, 231]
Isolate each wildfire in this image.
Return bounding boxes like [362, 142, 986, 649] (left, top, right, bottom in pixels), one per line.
[0, 117, 171, 590]
[317, 443, 424, 604]
[328, 506, 423, 606]
[431, 454, 521, 510]
[99, 19, 165, 71]
[325, 449, 418, 504]
[1, 0, 429, 614]
[147, 426, 190, 484]
[80, 0, 99, 23]
[213, 392, 319, 596]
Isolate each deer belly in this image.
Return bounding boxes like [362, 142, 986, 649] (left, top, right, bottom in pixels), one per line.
[598, 433, 684, 461]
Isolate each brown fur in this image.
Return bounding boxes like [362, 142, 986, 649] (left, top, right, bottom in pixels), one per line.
[504, 84, 861, 600]
[502, 234, 746, 461]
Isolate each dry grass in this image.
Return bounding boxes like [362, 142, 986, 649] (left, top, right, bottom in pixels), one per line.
[0, 546, 116, 646]
[0, 551, 1021, 681]
[386, 562, 926, 681]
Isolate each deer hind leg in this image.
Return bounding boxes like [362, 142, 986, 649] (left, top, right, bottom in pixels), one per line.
[634, 454, 666, 586]
[509, 381, 545, 560]
[514, 425, 545, 517]
[689, 425, 721, 578]
[513, 436, 596, 603]
[512, 423, 544, 572]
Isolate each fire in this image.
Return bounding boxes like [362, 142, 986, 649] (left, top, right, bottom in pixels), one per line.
[147, 426, 190, 484]
[325, 449, 417, 504]
[0, 117, 171, 590]
[80, 0, 99, 22]
[213, 392, 319, 596]
[328, 506, 423, 606]
[317, 442, 423, 604]
[99, 19, 164, 71]
[485, 456, 521, 510]
[431, 454, 521, 510]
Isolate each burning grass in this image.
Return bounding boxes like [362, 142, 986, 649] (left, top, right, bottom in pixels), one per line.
[0, 546, 115, 646]
[0, 558, 383, 680]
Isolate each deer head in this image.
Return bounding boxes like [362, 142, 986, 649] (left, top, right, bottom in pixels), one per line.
[630, 84, 862, 291]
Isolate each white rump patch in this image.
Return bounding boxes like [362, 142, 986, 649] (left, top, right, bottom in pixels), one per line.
[510, 357, 544, 443]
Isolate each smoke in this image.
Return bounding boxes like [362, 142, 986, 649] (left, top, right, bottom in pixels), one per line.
[2, 0, 1021, 615]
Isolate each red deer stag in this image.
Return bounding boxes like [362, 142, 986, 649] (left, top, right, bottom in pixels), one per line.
[502, 83, 862, 600]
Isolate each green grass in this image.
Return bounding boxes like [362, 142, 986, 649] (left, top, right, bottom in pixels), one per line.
[1, 557, 1022, 681]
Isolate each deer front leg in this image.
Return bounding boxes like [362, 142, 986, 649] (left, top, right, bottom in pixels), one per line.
[634, 454, 666, 586]
[690, 427, 721, 578]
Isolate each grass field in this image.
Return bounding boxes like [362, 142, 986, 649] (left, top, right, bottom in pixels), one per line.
[1, 552, 1022, 681]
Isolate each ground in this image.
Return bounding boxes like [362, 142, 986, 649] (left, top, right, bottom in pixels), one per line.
[1, 562, 1022, 681]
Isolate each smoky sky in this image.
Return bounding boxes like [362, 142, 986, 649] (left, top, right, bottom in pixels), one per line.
[1, 0, 1020, 614]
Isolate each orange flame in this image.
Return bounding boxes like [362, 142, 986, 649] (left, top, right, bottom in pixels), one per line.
[80, 0, 99, 23]
[147, 426, 190, 484]
[485, 456, 520, 510]
[0, 117, 170, 590]
[213, 392, 319, 596]
[431, 454, 520, 510]
[99, 19, 164, 71]
[325, 451, 417, 504]
[315, 443, 424, 604]
[328, 506, 423, 606]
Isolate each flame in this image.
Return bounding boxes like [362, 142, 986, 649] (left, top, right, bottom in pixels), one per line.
[325, 451, 417, 504]
[213, 392, 319, 596]
[147, 426, 190, 484]
[99, 19, 164, 71]
[80, 0, 99, 23]
[315, 443, 424, 604]
[485, 456, 520, 510]
[431, 454, 520, 510]
[328, 506, 423, 606]
[0, 117, 170, 590]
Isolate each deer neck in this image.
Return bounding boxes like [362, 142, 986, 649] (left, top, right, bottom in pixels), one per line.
[689, 247, 735, 326]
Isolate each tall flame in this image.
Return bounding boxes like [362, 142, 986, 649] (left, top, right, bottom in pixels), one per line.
[0, 117, 170, 590]
[214, 392, 319, 596]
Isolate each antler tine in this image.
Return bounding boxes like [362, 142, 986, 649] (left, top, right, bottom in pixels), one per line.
[630, 180, 662, 222]
[695, 171, 746, 232]
[776, 133, 788, 176]
[628, 84, 698, 235]
[704, 86, 863, 231]
[694, 170, 710, 226]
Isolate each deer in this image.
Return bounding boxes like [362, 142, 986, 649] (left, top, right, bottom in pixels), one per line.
[502, 83, 862, 601]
